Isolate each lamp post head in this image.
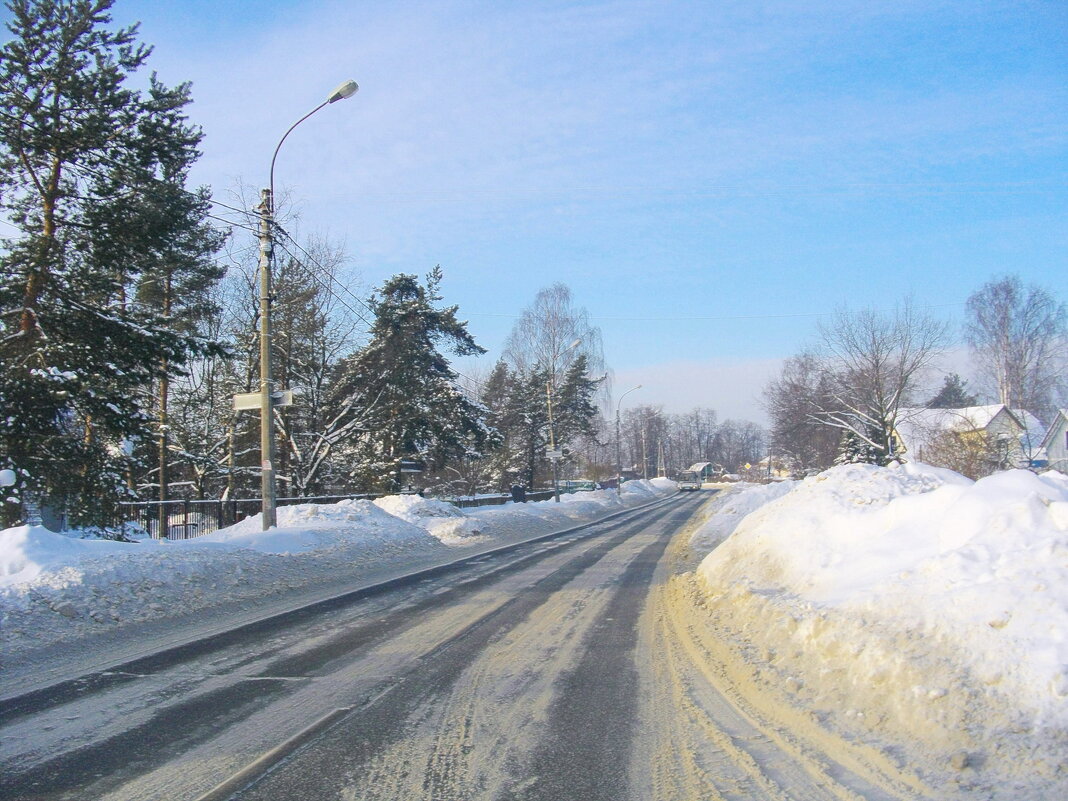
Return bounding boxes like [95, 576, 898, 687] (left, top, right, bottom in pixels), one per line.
[327, 79, 359, 103]
[617, 383, 643, 413]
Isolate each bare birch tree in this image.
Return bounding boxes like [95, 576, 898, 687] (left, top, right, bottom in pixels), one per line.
[965, 275, 1067, 423]
[502, 283, 610, 403]
[815, 301, 948, 465]
[763, 352, 839, 475]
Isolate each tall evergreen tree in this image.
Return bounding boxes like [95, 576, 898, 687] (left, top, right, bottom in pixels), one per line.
[479, 360, 523, 490]
[0, 0, 225, 525]
[331, 268, 491, 493]
[926, 373, 978, 409]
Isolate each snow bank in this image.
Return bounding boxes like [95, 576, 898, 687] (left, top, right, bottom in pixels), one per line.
[374, 495, 487, 545]
[689, 480, 796, 549]
[694, 463, 1068, 796]
[0, 480, 675, 668]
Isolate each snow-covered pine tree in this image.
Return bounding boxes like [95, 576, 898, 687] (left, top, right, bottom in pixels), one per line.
[0, 0, 225, 526]
[834, 422, 888, 466]
[550, 353, 601, 445]
[329, 268, 492, 493]
[124, 152, 228, 511]
[508, 366, 552, 490]
[478, 360, 521, 490]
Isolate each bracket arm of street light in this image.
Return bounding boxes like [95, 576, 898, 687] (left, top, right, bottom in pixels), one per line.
[268, 79, 359, 208]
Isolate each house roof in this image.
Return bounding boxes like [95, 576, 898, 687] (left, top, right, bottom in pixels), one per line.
[896, 404, 1022, 456]
[1040, 410, 1068, 450]
[896, 404, 1053, 462]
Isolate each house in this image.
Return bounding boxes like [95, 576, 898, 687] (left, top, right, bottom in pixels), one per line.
[1039, 410, 1068, 473]
[895, 404, 1045, 473]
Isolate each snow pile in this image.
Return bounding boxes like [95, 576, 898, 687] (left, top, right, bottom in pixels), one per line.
[0, 480, 675, 666]
[199, 498, 438, 554]
[689, 480, 796, 549]
[374, 494, 486, 545]
[1, 501, 447, 658]
[694, 463, 1068, 795]
[1, 525, 133, 587]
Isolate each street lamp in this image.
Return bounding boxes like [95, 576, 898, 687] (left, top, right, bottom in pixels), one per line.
[616, 384, 642, 494]
[256, 79, 358, 530]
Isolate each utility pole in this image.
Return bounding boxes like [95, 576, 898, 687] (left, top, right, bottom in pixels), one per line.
[236, 80, 357, 532]
[641, 418, 648, 480]
[257, 188, 277, 529]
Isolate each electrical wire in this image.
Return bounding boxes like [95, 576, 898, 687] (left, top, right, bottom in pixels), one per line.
[273, 226, 376, 317]
[273, 230, 491, 392]
[271, 238, 374, 329]
[462, 301, 967, 324]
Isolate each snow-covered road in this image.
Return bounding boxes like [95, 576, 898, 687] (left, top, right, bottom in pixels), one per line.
[3, 494, 707, 800]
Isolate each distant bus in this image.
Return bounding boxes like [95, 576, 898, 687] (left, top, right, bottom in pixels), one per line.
[676, 471, 701, 491]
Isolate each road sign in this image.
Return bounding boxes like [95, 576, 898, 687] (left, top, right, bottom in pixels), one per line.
[233, 390, 294, 411]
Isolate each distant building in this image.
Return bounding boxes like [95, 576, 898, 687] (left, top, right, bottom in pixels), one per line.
[1039, 410, 1068, 473]
[895, 404, 1046, 472]
[685, 462, 724, 481]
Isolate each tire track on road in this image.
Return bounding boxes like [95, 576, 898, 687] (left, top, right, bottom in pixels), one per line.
[227, 498, 705, 801]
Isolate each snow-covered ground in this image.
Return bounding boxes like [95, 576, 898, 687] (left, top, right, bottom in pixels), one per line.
[0, 479, 675, 690]
[690, 462, 1068, 798]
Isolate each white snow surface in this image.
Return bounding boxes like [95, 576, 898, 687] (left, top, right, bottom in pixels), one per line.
[688, 479, 797, 549]
[0, 479, 675, 669]
[694, 462, 1068, 729]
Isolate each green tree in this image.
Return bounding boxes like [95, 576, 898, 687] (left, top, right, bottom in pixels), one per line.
[926, 373, 978, 409]
[331, 268, 491, 493]
[0, 0, 225, 525]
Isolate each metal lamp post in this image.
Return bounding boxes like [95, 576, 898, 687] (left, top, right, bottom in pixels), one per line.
[615, 384, 642, 495]
[256, 79, 358, 530]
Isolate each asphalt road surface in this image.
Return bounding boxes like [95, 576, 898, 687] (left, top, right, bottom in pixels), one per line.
[1, 491, 918, 801]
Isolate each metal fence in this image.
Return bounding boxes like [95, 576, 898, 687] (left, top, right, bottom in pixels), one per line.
[450, 490, 555, 508]
[117, 489, 559, 539]
[117, 494, 380, 539]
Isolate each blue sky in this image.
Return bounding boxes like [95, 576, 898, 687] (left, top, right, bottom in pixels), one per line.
[15, 0, 1068, 421]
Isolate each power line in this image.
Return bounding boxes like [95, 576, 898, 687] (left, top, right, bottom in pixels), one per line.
[205, 212, 259, 236]
[273, 226, 376, 318]
[273, 230, 491, 392]
[271, 238, 373, 329]
[209, 197, 257, 219]
[463, 302, 967, 324]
